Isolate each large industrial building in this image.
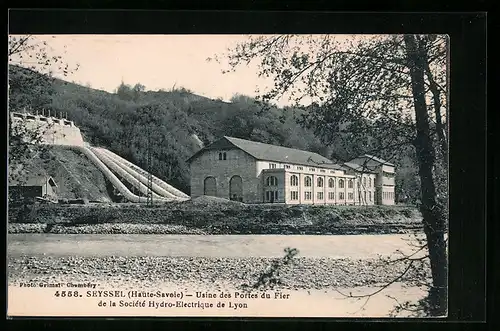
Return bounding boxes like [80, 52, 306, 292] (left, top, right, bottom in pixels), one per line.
[188, 136, 396, 205]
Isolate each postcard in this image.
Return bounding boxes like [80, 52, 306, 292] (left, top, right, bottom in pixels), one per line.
[7, 33, 449, 318]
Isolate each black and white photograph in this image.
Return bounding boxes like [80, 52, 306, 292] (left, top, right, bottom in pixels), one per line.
[7, 33, 449, 318]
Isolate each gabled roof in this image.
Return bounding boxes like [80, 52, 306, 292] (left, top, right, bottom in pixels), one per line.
[10, 175, 57, 187]
[353, 154, 395, 167]
[187, 136, 344, 170]
[342, 162, 377, 174]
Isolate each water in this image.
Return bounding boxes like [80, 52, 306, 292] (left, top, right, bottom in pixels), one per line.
[8, 233, 426, 258]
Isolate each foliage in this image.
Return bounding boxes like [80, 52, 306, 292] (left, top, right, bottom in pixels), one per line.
[8, 36, 79, 193]
[10, 64, 389, 194]
[248, 247, 299, 290]
[217, 34, 448, 316]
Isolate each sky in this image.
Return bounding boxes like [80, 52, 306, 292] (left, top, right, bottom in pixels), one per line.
[9, 34, 282, 104]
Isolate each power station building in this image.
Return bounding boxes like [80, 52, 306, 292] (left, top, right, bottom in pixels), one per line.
[188, 136, 396, 205]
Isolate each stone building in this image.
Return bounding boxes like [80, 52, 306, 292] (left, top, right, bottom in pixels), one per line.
[187, 136, 395, 205]
[9, 175, 58, 202]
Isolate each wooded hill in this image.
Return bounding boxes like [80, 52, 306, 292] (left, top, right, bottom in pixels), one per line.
[8, 65, 420, 199]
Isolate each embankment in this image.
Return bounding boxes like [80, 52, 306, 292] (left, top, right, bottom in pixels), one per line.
[8, 197, 422, 235]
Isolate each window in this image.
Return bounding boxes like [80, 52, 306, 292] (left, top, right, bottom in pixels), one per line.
[338, 179, 345, 189]
[317, 177, 324, 187]
[348, 192, 354, 200]
[368, 178, 372, 188]
[223, 152, 227, 160]
[266, 176, 278, 186]
[218, 153, 223, 160]
[297, 166, 304, 170]
[291, 191, 299, 200]
[290, 175, 299, 186]
[304, 176, 312, 187]
[317, 192, 324, 200]
[328, 192, 335, 200]
[328, 178, 335, 188]
[369, 191, 372, 201]
[348, 179, 353, 188]
[304, 192, 312, 200]
[265, 191, 279, 202]
[364, 192, 367, 201]
[309, 168, 316, 172]
[285, 165, 291, 169]
[339, 192, 345, 200]
[269, 163, 277, 169]
[363, 177, 367, 187]
[320, 169, 326, 173]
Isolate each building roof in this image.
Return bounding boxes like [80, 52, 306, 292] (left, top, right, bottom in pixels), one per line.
[10, 175, 57, 187]
[342, 162, 377, 174]
[355, 154, 395, 166]
[187, 136, 345, 170]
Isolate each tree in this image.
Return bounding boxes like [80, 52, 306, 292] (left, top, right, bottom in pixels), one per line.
[216, 34, 448, 316]
[8, 35, 78, 187]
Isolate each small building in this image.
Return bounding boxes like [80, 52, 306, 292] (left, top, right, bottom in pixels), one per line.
[9, 175, 58, 202]
[187, 136, 396, 205]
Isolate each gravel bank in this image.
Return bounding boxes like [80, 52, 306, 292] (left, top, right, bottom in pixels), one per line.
[8, 223, 207, 235]
[8, 255, 431, 290]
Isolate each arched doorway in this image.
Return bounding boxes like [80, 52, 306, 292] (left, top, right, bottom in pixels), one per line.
[229, 175, 243, 202]
[204, 177, 217, 196]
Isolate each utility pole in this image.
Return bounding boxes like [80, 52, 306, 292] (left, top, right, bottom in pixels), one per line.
[146, 127, 153, 206]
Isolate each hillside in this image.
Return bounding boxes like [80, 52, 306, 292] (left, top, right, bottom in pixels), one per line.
[8, 65, 329, 194]
[10, 145, 115, 202]
[8, 65, 420, 199]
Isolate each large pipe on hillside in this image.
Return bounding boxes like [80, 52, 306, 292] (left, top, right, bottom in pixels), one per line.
[91, 148, 169, 201]
[90, 147, 186, 201]
[76, 146, 169, 204]
[95, 147, 190, 199]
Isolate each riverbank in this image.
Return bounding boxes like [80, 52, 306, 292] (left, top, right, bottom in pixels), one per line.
[8, 255, 431, 290]
[8, 200, 422, 235]
[8, 255, 430, 317]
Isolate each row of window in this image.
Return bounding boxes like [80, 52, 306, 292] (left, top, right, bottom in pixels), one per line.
[268, 175, 374, 189]
[290, 191, 361, 201]
[268, 163, 343, 174]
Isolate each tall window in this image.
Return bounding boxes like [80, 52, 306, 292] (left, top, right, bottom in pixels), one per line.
[218, 153, 223, 160]
[317, 192, 324, 200]
[317, 177, 324, 187]
[266, 176, 278, 186]
[290, 175, 298, 186]
[339, 179, 345, 189]
[328, 178, 335, 188]
[304, 176, 312, 187]
[328, 192, 335, 200]
[304, 191, 312, 200]
[348, 192, 354, 200]
[348, 179, 353, 188]
[223, 152, 227, 160]
[368, 178, 372, 188]
[363, 177, 367, 187]
[291, 191, 299, 200]
[339, 192, 345, 200]
[369, 191, 372, 201]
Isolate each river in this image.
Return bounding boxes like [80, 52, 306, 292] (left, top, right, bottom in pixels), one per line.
[8, 233, 427, 258]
